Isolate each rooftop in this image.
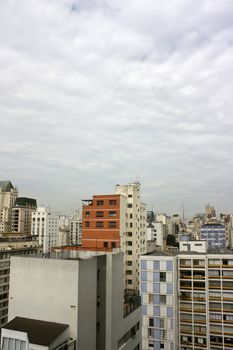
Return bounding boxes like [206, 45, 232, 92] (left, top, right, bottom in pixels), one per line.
[143, 247, 233, 257]
[0, 181, 15, 192]
[3, 317, 68, 346]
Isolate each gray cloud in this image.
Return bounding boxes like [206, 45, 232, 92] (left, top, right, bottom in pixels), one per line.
[1, 0, 233, 216]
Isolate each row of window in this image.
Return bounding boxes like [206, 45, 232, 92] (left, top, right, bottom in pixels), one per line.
[85, 221, 117, 228]
[95, 199, 117, 206]
[85, 211, 117, 217]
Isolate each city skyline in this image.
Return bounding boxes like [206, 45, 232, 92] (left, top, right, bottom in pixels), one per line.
[1, 0, 233, 215]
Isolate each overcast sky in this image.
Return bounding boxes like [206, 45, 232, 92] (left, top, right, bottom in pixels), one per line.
[1, 0, 233, 217]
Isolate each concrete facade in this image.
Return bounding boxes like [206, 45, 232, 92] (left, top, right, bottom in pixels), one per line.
[8, 252, 141, 350]
[0, 181, 18, 233]
[31, 207, 59, 253]
[116, 183, 147, 290]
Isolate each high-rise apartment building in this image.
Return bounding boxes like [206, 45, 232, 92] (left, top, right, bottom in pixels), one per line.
[0, 181, 18, 232]
[69, 210, 82, 245]
[11, 197, 37, 233]
[31, 207, 59, 253]
[116, 183, 147, 290]
[82, 194, 126, 251]
[200, 223, 227, 248]
[140, 245, 233, 350]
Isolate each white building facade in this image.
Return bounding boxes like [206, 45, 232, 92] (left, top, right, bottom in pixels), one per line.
[0, 181, 18, 233]
[31, 207, 59, 253]
[116, 183, 147, 290]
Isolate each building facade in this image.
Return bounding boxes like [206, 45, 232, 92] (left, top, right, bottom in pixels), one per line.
[140, 247, 233, 350]
[11, 197, 37, 234]
[7, 252, 141, 350]
[31, 207, 59, 253]
[200, 223, 227, 248]
[116, 183, 147, 290]
[69, 211, 82, 245]
[0, 181, 18, 233]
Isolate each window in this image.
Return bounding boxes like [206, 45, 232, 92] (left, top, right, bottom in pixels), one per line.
[109, 211, 116, 217]
[97, 200, 104, 206]
[160, 318, 165, 328]
[85, 211, 90, 217]
[127, 232, 132, 237]
[160, 295, 166, 304]
[85, 221, 90, 228]
[128, 194, 132, 198]
[160, 272, 166, 282]
[127, 204, 132, 208]
[103, 242, 108, 248]
[149, 318, 154, 327]
[96, 222, 103, 228]
[149, 294, 153, 303]
[130, 213, 133, 218]
[111, 242, 116, 248]
[109, 199, 117, 205]
[109, 221, 116, 228]
[96, 211, 104, 217]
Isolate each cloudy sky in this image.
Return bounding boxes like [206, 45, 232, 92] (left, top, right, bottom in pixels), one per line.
[1, 0, 233, 217]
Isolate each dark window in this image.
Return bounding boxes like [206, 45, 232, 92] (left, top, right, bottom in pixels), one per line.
[85, 211, 90, 217]
[109, 199, 117, 205]
[111, 242, 116, 248]
[85, 221, 90, 228]
[96, 222, 103, 228]
[103, 242, 108, 248]
[109, 221, 117, 228]
[97, 200, 104, 206]
[128, 194, 132, 198]
[96, 211, 104, 217]
[109, 211, 117, 217]
[127, 204, 132, 208]
[160, 272, 166, 282]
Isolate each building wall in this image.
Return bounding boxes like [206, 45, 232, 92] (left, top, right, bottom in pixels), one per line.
[200, 223, 227, 248]
[140, 255, 178, 350]
[8, 257, 80, 341]
[31, 207, 59, 253]
[0, 184, 18, 233]
[116, 183, 146, 290]
[82, 195, 122, 250]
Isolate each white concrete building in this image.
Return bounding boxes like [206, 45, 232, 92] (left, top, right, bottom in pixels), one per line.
[11, 197, 37, 234]
[0, 181, 18, 233]
[6, 252, 141, 350]
[31, 207, 59, 253]
[116, 182, 147, 290]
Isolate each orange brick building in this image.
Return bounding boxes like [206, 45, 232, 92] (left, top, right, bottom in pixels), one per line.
[82, 194, 125, 251]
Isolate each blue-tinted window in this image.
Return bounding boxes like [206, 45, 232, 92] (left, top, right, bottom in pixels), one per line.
[154, 294, 160, 304]
[141, 271, 147, 281]
[154, 306, 160, 316]
[153, 283, 160, 293]
[167, 307, 173, 317]
[167, 284, 173, 294]
[141, 282, 147, 292]
[153, 272, 160, 281]
[153, 260, 160, 270]
[141, 260, 147, 270]
[166, 261, 173, 271]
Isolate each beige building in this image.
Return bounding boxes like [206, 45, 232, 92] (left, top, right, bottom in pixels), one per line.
[11, 197, 37, 234]
[116, 182, 147, 290]
[0, 181, 18, 233]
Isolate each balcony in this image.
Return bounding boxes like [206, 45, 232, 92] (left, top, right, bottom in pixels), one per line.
[123, 289, 141, 317]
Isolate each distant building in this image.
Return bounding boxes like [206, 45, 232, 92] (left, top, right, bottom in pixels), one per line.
[58, 214, 71, 246]
[31, 207, 59, 253]
[0, 181, 18, 232]
[11, 197, 37, 233]
[69, 211, 82, 245]
[200, 222, 227, 248]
